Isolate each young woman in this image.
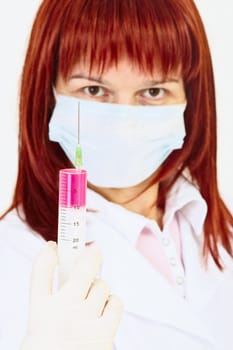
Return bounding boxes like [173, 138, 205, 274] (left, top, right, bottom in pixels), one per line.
[0, 0, 233, 349]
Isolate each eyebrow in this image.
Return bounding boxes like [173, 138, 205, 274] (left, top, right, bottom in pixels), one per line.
[69, 74, 110, 85]
[69, 74, 180, 86]
[143, 78, 180, 86]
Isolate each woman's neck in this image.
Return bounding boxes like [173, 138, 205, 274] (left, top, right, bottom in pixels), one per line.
[88, 174, 163, 226]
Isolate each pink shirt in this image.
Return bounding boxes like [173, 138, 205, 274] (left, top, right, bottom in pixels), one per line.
[136, 217, 183, 287]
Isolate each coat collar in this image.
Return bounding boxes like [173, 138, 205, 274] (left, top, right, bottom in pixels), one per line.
[164, 175, 207, 236]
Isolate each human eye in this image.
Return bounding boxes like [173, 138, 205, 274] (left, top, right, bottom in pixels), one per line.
[142, 87, 166, 99]
[137, 79, 185, 105]
[83, 86, 106, 97]
[66, 83, 111, 102]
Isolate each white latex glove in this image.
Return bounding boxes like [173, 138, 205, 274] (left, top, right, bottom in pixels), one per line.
[21, 241, 123, 350]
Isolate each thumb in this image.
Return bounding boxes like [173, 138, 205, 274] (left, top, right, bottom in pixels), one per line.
[30, 241, 58, 299]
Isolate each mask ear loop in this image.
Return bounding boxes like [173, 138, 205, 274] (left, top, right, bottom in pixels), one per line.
[52, 86, 58, 101]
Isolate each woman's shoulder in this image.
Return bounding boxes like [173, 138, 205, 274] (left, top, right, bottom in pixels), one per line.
[0, 209, 45, 262]
[0, 209, 45, 311]
[0, 210, 45, 347]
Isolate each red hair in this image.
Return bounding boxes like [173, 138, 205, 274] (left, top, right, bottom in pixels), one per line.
[3, 0, 233, 268]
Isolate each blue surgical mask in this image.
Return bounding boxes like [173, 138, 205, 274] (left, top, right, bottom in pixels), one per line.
[49, 94, 186, 188]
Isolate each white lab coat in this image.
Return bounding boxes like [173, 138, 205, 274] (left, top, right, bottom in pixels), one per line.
[0, 176, 233, 350]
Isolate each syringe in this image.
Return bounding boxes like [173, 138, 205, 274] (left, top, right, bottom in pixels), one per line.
[57, 102, 87, 286]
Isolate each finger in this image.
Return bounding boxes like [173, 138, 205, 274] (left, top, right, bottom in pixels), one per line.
[85, 279, 111, 317]
[102, 295, 124, 334]
[30, 241, 58, 299]
[59, 245, 102, 302]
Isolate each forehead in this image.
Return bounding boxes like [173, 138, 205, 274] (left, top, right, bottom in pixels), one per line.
[67, 58, 182, 81]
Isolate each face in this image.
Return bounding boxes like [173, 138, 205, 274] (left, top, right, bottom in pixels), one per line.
[56, 59, 186, 106]
[55, 59, 186, 204]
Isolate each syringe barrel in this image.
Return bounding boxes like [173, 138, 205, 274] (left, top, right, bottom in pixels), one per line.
[58, 168, 87, 286]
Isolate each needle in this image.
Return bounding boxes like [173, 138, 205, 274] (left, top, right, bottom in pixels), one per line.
[75, 102, 83, 169]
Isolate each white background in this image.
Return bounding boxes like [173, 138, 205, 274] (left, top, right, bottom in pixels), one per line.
[0, 1, 232, 215]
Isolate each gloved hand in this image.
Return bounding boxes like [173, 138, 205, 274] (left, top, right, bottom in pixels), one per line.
[21, 241, 123, 350]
